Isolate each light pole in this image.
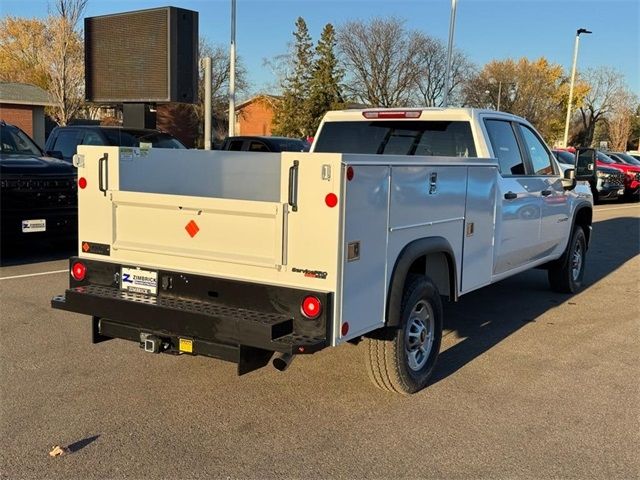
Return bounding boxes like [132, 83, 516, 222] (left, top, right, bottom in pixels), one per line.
[203, 57, 212, 150]
[443, 0, 457, 107]
[563, 28, 591, 147]
[228, 0, 237, 137]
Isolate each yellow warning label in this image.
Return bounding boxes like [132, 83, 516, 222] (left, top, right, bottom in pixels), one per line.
[179, 338, 193, 353]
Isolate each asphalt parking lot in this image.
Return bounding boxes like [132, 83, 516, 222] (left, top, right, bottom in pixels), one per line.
[1, 204, 638, 480]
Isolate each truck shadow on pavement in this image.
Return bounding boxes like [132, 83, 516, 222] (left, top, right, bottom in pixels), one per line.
[430, 215, 640, 385]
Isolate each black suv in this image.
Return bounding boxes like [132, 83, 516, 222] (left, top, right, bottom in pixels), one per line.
[1, 121, 77, 244]
[45, 126, 186, 162]
[219, 136, 310, 152]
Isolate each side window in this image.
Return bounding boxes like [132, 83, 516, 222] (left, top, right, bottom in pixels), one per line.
[484, 120, 525, 175]
[81, 131, 104, 146]
[249, 141, 270, 152]
[519, 125, 554, 175]
[227, 140, 243, 151]
[52, 130, 83, 160]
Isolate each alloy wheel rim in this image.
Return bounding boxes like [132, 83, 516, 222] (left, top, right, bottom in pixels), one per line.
[404, 300, 435, 371]
[571, 241, 583, 281]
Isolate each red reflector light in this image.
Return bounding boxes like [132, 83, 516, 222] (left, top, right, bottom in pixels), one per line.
[78, 177, 87, 189]
[346, 166, 354, 181]
[71, 262, 86, 281]
[362, 110, 421, 119]
[325, 193, 338, 208]
[341, 322, 350, 336]
[301, 296, 322, 319]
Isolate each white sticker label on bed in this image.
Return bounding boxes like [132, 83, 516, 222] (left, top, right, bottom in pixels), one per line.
[121, 267, 158, 295]
[22, 219, 46, 233]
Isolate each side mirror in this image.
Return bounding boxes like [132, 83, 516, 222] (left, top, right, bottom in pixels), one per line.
[561, 168, 577, 191]
[46, 150, 64, 160]
[575, 148, 596, 181]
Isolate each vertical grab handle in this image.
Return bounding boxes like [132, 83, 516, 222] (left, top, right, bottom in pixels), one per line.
[288, 160, 299, 212]
[98, 153, 108, 196]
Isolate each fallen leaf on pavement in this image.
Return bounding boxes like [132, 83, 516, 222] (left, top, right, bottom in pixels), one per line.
[48, 445, 69, 457]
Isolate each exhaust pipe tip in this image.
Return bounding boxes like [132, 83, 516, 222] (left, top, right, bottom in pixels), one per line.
[272, 352, 294, 372]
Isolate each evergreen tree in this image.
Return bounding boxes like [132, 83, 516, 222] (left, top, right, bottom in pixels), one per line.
[308, 23, 344, 134]
[272, 17, 314, 137]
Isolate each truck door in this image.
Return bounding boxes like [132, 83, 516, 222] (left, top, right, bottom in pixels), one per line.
[484, 119, 542, 275]
[516, 123, 571, 258]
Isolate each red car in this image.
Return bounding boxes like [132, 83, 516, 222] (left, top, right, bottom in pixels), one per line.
[596, 151, 640, 199]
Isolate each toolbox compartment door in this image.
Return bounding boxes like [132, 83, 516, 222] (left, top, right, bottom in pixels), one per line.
[111, 190, 287, 269]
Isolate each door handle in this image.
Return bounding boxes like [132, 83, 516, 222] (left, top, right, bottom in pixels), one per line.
[504, 191, 517, 200]
[288, 160, 299, 212]
[98, 153, 108, 197]
[541, 190, 553, 196]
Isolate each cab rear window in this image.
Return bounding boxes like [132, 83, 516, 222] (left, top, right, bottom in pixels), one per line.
[313, 120, 477, 157]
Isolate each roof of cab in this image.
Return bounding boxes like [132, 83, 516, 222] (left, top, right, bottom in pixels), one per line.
[320, 107, 526, 124]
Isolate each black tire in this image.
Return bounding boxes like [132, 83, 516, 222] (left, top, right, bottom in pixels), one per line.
[548, 226, 587, 293]
[365, 275, 443, 395]
[589, 182, 599, 204]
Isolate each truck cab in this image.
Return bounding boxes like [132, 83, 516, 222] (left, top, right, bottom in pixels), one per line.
[312, 108, 593, 279]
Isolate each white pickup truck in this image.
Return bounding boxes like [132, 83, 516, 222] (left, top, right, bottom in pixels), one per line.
[52, 108, 596, 394]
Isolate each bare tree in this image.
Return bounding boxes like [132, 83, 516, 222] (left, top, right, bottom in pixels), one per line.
[51, 0, 87, 25]
[607, 90, 638, 151]
[45, 0, 88, 125]
[194, 37, 249, 143]
[199, 39, 248, 110]
[414, 36, 474, 107]
[337, 18, 422, 107]
[577, 67, 626, 147]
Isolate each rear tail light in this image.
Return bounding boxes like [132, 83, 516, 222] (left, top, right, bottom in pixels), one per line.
[71, 262, 86, 281]
[301, 296, 322, 319]
[362, 110, 421, 119]
[78, 177, 87, 189]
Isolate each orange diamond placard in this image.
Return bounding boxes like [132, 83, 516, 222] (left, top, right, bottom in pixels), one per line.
[185, 220, 200, 238]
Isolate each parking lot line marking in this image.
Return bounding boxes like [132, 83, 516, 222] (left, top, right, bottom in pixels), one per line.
[0, 269, 68, 281]
[594, 205, 640, 213]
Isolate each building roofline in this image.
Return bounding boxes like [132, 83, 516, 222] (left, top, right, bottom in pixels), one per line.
[0, 82, 56, 107]
[0, 99, 56, 107]
[235, 94, 281, 111]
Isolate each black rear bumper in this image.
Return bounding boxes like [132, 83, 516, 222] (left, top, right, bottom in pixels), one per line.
[51, 258, 331, 373]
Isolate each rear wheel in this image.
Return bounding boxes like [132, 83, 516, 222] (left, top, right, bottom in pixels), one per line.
[548, 226, 587, 293]
[365, 275, 443, 394]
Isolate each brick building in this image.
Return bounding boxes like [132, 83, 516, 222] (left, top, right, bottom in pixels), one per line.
[235, 94, 280, 136]
[0, 82, 55, 148]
